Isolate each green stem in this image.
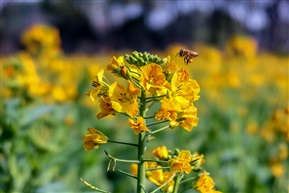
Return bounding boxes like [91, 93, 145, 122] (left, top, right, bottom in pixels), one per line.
[179, 176, 198, 184]
[102, 81, 111, 89]
[143, 159, 168, 164]
[104, 150, 139, 163]
[146, 99, 158, 103]
[128, 67, 141, 76]
[146, 120, 169, 127]
[145, 166, 170, 171]
[131, 78, 143, 90]
[108, 139, 138, 147]
[172, 173, 183, 193]
[137, 89, 147, 193]
[142, 115, 156, 119]
[145, 101, 156, 111]
[145, 95, 166, 100]
[120, 112, 131, 118]
[147, 125, 170, 135]
[117, 169, 137, 179]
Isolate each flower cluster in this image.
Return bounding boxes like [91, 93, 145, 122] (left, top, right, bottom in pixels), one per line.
[86, 51, 200, 131]
[82, 51, 221, 193]
[194, 171, 222, 193]
[2, 24, 82, 103]
[130, 146, 207, 192]
[21, 24, 61, 57]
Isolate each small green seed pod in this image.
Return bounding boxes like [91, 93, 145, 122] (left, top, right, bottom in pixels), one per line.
[139, 57, 145, 64]
[130, 56, 138, 63]
[148, 55, 154, 62]
[174, 148, 180, 156]
[143, 53, 148, 61]
[158, 58, 167, 66]
[152, 57, 158, 63]
[132, 52, 139, 59]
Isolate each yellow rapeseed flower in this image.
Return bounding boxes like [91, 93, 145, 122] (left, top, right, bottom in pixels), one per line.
[109, 81, 140, 117]
[131, 161, 175, 192]
[156, 99, 199, 131]
[97, 96, 117, 119]
[178, 104, 199, 132]
[145, 162, 175, 192]
[22, 24, 61, 56]
[130, 163, 138, 177]
[83, 128, 108, 151]
[155, 98, 178, 121]
[128, 116, 150, 135]
[148, 170, 175, 192]
[107, 56, 125, 74]
[140, 63, 166, 94]
[85, 68, 107, 102]
[271, 162, 285, 178]
[161, 56, 180, 74]
[196, 171, 222, 193]
[152, 146, 169, 160]
[170, 150, 193, 174]
[169, 69, 200, 104]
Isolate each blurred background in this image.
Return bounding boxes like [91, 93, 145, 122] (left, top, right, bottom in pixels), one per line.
[1, 1, 288, 193]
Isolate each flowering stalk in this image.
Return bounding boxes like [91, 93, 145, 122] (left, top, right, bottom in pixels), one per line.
[172, 173, 183, 193]
[82, 51, 222, 193]
[137, 89, 147, 193]
[107, 139, 138, 147]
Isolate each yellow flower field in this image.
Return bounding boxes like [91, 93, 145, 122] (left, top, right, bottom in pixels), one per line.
[1, 24, 288, 193]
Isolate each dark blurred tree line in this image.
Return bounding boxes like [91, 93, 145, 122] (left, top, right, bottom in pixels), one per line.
[0, 0, 288, 54]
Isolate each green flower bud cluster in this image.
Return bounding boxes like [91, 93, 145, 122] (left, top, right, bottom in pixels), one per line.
[167, 148, 181, 160]
[125, 51, 167, 67]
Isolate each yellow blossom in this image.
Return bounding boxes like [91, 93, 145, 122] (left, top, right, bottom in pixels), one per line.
[128, 116, 150, 135]
[131, 161, 175, 192]
[21, 24, 61, 57]
[52, 85, 67, 102]
[83, 128, 108, 151]
[162, 56, 180, 74]
[178, 104, 199, 132]
[145, 162, 175, 192]
[191, 152, 206, 167]
[271, 161, 285, 178]
[107, 56, 141, 81]
[85, 68, 107, 102]
[107, 56, 125, 74]
[109, 81, 140, 117]
[169, 69, 200, 104]
[225, 35, 258, 59]
[97, 96, 117, 119]
[170, 150, 193, 174]
[196, 171, 222, 193]
[140, 63, 166, 93]
[130, 163, 138, 177]
[155, 98, 178, 121]
[156, 99, 199, 131]
[131, 162, 157, 178]
[152, 146, 169, 160]
[148, 170, 175, 192]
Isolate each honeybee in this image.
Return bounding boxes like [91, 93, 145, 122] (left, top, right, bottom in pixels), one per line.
[176, 49, 199, 65]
